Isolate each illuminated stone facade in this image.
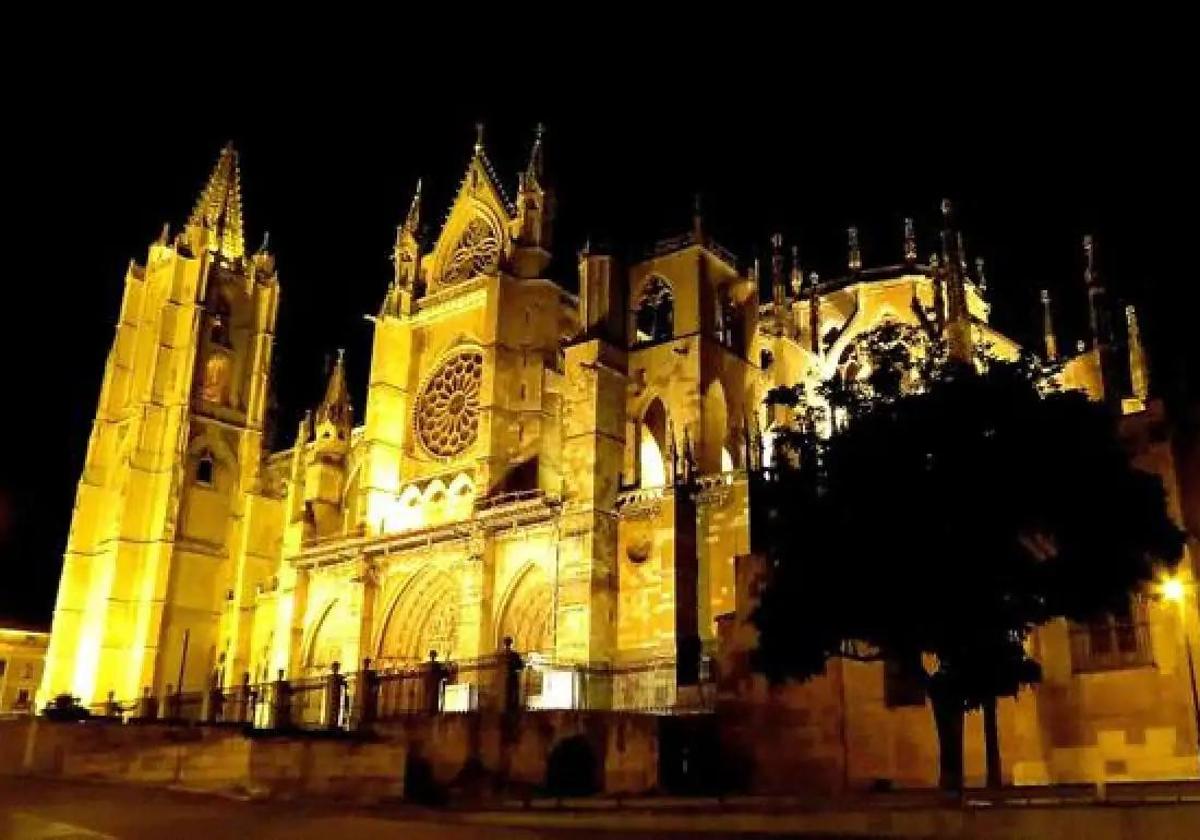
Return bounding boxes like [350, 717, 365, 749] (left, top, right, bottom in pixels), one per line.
[39, 136, 1197, 788]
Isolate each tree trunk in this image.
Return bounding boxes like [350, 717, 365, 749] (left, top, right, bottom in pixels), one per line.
[983, 697, 1002, 788]
[930, 689, 964, 791]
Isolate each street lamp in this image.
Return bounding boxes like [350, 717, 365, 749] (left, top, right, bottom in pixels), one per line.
[1159, 574, 1200, 756]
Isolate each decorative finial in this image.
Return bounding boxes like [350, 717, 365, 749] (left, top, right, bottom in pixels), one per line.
[848, 226, 862, 273]
[903, 217, 917, 263]
[941, 198, 953, 222]
[975, 256, 987, 295]
[790, 245, 802, 297]
[258, 231, 270, 254]
[956, 231, 968, 271]
[692, 193, 703, 242]
[474, 122, 485, 156]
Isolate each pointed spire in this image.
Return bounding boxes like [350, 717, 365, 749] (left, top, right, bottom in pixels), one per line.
[525, 123, 545, 186]
[692, 193, 703, 243]
[975, 256, 987, 297]
[939, 199, 972, 363]
[1125, 304, 1149, 404]
[848, 226, 862, 273]
[474, 122, 485, 157]
[158, 222, 171, 246]
[790, 245, 803, 297]
[770, 233, 787, 310]
[315, 349, 352, 432]
[808, 271, 821, 356]
[189, 142, 245, 260]
[1040, 289, 1059, 361]
[403, 179, 422, 234]
[1083, 234, 1113, 352]
[904, 217, 917, 264]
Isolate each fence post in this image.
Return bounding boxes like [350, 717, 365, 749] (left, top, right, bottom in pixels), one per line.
[272, 669, 291, 730]
[231, 672, 250, 724]
[323, 662, 343, 730]
[163, 684, 178, 721]
[202, 671, 224, 724]
[354, 658, 377, 729]
[135, 687, 157, 721]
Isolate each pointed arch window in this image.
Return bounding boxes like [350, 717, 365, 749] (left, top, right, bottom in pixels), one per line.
[635, 276, 674, 345]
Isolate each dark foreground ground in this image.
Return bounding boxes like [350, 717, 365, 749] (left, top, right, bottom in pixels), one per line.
[0, 777, 830, 840]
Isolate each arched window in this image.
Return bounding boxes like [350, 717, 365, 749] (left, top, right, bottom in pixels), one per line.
[639, 398, 669, 488]
[634, 277, 674, 345]
[196, 451, 215, 486]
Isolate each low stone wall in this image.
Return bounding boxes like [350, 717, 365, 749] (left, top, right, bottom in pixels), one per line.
[0, 710, 662, 801]
[0, 718, 405, 801]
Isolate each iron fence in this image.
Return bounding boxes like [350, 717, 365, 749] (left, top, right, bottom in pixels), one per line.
[52, 649, 716, 732]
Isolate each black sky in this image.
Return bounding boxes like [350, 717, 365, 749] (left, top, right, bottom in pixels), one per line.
[2, 42, 1193, 627]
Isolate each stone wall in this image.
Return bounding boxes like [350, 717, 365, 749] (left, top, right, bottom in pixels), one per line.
[0, 710, 662, 801]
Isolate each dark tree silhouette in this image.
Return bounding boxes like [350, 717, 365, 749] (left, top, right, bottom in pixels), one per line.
[751, 325, 1185, 790]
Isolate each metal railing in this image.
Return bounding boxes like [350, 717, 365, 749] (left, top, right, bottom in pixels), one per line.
[51, 649, 716, 732]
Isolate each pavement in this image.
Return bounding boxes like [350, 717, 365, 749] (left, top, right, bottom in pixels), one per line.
[0, 777, 823, 839]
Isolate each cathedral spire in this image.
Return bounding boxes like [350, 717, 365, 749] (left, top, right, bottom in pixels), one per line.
[940, 199, 972, 364]
[1125, 304, 1149, 406]
[188, 142, 245, 260]
[315, 349, 352, 433]
[848, 226, 862, 273]
[975, 256, 988, 297]
[403, 178, 422, 235]
[904, 217, 917, 265]
[524, 123, 545, 188]
[770, 233, 787, 312]
[790, 245, 803, 298]
[1040, 289, 1059, 361]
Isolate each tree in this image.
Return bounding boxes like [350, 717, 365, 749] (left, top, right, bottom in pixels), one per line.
[750, 324, 1185, 790]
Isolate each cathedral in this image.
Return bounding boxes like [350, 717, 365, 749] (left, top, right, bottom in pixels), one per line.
[37, 131, 1198, 788]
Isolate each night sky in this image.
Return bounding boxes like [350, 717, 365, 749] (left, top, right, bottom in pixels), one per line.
[3, 52, 1193, 628]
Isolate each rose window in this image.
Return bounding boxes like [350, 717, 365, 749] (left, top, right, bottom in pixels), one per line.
[442, 217, 500, 285]
[415, 349, 484, 458]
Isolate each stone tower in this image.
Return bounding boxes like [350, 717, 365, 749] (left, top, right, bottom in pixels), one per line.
[39, 145, 280, 705]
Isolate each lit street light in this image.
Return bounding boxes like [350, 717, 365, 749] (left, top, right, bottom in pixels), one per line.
[1158, 574, 1200, 757]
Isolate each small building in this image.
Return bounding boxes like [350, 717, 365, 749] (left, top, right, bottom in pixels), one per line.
[0, 625, 49, 714]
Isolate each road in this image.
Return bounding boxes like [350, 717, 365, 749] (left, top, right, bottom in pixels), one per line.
[0, 778, 822, 839]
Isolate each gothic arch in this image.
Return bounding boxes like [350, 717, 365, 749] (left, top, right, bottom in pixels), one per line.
[302, 598, 347, 674]
[639, 397, 669, 488]
[495, 562, 554, 655]
[701, 378, 729, 474]
[376, 566, 461, 665]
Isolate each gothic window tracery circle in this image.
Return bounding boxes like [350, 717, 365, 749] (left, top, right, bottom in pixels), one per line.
[415, 349, 484, 458]
[442, 216, 500, 285]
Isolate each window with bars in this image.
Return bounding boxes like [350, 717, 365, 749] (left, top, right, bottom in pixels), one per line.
[1070, 599, 1154, 673]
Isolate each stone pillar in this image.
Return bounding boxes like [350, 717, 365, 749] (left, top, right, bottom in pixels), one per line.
[556, 339, 627, 666]
[353, 658, 377, 729]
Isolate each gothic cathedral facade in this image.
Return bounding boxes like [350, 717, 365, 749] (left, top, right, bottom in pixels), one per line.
[39, 134, 1197, 786]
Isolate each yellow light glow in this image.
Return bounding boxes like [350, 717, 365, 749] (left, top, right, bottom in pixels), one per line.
[640, 428, 666, 489]
[1161, 576, 1186, 604]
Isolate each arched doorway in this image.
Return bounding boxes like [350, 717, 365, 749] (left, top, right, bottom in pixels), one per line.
[377, 568, 461, 665]
[496, 563, 554, 655]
